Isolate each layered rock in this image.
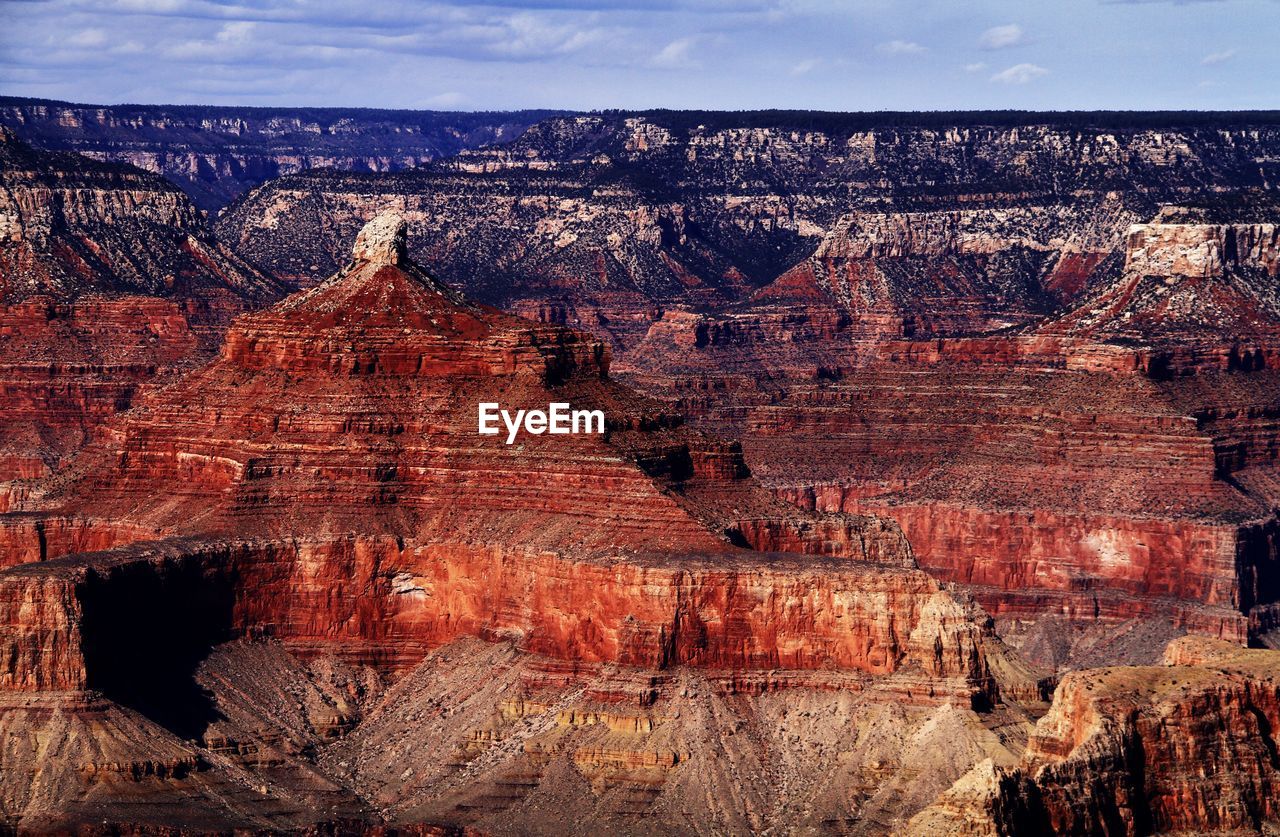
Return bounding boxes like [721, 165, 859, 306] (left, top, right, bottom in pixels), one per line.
[0, 128, 282, 482]
[908, 637, 1280, 836]
[0, 127, 275, 304]
[616, 209, 1280, 668]
[0, 214, 1040, 832]
[218, 113, 1280, 316]
[0, 95, 559, 212]
[326, 637, 1034, 835]
[210, 119, 1280, 666]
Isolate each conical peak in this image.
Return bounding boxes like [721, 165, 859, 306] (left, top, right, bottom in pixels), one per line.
[352, 212, 408, 266]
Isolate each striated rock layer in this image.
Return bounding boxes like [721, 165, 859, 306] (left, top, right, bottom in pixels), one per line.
[213, 115, 1280, 665]
[0, 95, 561, 212]
[621, 213, 1280, 668]
[218, 112, 1280, 319]
[0, 127, 282, 485]
[908, 637, 1280, 836]
[0, 214, 1046, 833]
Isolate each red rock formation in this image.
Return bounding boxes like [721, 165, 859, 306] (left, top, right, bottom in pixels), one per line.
[616, 217, 1280, 668]
[909, 637, 1280, 836]
[1, 214, 1005, 689]
[0, 214, 1044, 831]
[0, 128, 282, 482]
[0, 536, 1001, 706]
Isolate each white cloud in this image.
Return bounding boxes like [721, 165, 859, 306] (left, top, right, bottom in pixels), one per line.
[963, 61, 987, 73]
[990, 62, 1047, 84]
[215, 21, 255, 43]
[876, 39, 926, 56]
[1201, 48, 1237, 65]
[790, 57, 820, 75]
[979, 23, 1025, 50]
[67, 29, 109, 48]
[651, 36, 698, 68]
[422, 91, 466, 108]
[110, 0, 184, 12]
[475, 13, 611, 60]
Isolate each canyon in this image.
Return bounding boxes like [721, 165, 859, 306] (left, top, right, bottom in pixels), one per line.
[218, 113, 1280, 669]
[0, 214, 1048, 833]
[3, 108, 1280, 834]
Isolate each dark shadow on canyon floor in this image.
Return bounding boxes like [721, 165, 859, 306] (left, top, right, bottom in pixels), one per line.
[77, 553, 235, 740]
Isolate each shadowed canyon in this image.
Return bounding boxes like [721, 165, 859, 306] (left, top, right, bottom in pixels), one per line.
[1, 104, 1280, 835]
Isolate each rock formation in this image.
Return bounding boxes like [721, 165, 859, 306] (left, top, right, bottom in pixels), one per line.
[7, 108, 1280, 833]
[0, 127, 282, 488]
[217, 114, 1280, 669]
[641, 217, 1280, 668]
[908, 636, 1280, 836]
[0, 214, 1045, 833]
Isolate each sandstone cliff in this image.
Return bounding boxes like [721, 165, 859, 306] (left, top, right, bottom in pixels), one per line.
[909, 637, 1280, 836]
[0, 128, 283, 485]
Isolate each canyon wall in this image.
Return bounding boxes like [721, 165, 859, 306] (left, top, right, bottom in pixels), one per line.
[910, 637, 1280, 836]
[0, 216, 1049, 833]
[211, 116, 1280, 664]
[0, 535, 1003, 704]
[0, 96, 560, 212]
[0, 128, 282, 481]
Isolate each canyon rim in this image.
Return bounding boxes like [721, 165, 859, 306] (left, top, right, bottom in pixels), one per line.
[2, 1, 1280, 834]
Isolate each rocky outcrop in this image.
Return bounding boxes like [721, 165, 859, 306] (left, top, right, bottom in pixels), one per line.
[1042, 221, 1280, 346]
[909, 637, 1280, 836]
[0, 95, 559, 211]
[0, 127, 276, 304]
[0, 535, 1000, 702]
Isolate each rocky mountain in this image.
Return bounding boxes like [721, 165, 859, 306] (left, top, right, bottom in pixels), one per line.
[0, 215, 1047, 833]
[0, 127, 282, 488]
[0, 96, 563, 212]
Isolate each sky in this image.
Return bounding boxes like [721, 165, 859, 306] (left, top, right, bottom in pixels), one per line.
[0, 0, 1276, 112]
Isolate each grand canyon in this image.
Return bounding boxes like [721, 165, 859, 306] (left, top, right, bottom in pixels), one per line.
[1, 97, 1279, 835]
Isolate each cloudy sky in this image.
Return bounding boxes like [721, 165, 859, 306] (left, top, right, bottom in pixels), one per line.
[0, 0, 1275, 111]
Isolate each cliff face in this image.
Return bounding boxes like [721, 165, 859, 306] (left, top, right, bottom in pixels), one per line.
[0, 215, 1043, 833]
[0, 128, 283, 483]
[218, 114, 1280, 306]
[0, 96, 561, 212]
[909, 637, 1280, 836]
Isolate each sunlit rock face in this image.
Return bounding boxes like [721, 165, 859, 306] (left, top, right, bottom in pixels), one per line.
[216, 114, 1280, 668]
[909, 637, 1280, 837]
[0, 214, 1046, 833]
[0, 128, 282, 486]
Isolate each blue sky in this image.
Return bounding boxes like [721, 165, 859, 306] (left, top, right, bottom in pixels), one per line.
[0, 0, 1275, 111]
